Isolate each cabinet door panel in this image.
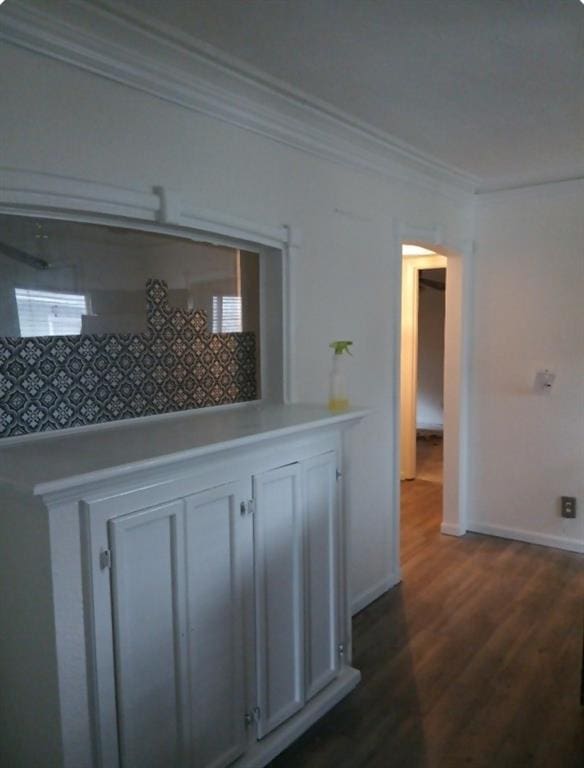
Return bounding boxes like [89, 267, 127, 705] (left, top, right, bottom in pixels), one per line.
[109, 500, 188, 768]
[185, 482, 249, 768]
[304, 452, 339, 700]
[254, 464, 304, 738]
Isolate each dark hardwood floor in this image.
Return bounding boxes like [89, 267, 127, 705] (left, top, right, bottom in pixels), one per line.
[270, 447, 584, 767]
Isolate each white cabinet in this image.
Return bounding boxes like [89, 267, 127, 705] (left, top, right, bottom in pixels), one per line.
[302, 452, 340, 701]
[109, 499, 190, 768]
[184, 483, 250, 768]
[254, 463, 305, 738]
[0, 405, 366, 768]
[104, 454, 341, 764]
[253, 451, 340, 741]
[107, 482, 251, 768]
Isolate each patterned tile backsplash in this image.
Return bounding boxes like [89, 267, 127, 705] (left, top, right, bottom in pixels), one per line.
[0, 279, 257, 438]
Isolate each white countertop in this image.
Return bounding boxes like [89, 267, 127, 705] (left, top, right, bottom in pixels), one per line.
[0, 403, 368, 496]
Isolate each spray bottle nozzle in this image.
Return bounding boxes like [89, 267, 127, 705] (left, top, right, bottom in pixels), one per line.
[329, 340, 353, 356]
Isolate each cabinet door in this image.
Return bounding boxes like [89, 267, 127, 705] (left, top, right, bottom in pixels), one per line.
[185, 482, 250, 768]
[109, 499, 189, 768]
[303, 452, 340, 700]
[108, 481, 250, 768]
[253, 463, 304, 738]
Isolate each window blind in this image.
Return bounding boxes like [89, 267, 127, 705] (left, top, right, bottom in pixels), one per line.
[15, 288, 88, 337]
[212, 295, 242, 333]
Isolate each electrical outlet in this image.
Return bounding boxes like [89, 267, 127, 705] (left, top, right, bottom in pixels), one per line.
[560, 496, 576, 519]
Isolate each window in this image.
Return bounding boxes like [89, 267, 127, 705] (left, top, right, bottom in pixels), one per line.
[212, 295, 242, 333]
[15, 288, 88, 337]
[0, 214, 281, 402]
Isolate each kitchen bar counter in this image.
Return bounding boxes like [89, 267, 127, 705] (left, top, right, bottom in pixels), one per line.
[0, 403, 368, 496]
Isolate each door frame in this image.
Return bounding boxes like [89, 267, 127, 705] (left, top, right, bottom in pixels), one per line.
[400, 253, 447, 480]
[390, 221, 473, 582]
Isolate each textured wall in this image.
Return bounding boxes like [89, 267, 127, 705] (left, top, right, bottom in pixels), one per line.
[0, 279, 256, 437]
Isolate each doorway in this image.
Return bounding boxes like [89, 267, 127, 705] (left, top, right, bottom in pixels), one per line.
[415, 266, 446, 484]
[389, 229, 469, 587]
[397, 241, 464, 560]
[400, 247, 447, 478]
[399, 245, 448, 547]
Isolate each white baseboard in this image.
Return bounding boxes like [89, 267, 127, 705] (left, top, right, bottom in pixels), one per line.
[440, 522, 466, 537]
[467, 521, 584, 554]
[351, 572, 400, 616]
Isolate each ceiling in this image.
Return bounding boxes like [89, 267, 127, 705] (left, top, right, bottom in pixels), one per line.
[102, 0, 583, 187]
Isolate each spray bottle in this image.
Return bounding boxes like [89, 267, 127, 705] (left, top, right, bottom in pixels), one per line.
[328, 340, 353, 412]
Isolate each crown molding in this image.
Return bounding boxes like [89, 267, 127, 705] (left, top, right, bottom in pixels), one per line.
[0, 0, 478, 199]
[475, 172, 584, 196]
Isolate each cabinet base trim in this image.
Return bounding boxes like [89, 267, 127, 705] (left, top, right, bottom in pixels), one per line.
[234, 667, 361, 768]
[351, 572, 400, 616]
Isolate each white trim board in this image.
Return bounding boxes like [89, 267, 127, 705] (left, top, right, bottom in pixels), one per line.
[440, 522, 465, 537]
[0, 1, 477, 199]
[351, 572, 400, 616]
[0, 168, 288, 249]
[467, 522, 584, 555]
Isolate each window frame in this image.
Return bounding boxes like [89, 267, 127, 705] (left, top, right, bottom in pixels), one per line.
[0, 173, 295, 443]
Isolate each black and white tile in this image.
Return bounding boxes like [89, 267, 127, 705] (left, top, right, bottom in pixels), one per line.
[0, 279, 257, 438]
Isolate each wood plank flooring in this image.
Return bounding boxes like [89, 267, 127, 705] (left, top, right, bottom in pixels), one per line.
[269, 448, 584, 768]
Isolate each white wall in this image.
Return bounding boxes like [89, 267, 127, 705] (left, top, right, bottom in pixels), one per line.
[0, 39, 472, 766]
[417, 273, 445, 429]
[468, 181, 584, 552]
[0, 41, 472, 595]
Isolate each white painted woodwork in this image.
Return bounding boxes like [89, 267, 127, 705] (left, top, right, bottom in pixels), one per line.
[303, 452, 339, 700]
[0, 407, 365, 768]
[109, 500, 188, 768]
[106, 482, 251, 768]
[253, 463, 305, 738]
[0, 168, 288, 250]
[394, 223, 472, 557]
[0, 3, 476, 195]
[184, 482, 249, 768]
[0, 403, 368, 492]
[80, 0, 581, 189]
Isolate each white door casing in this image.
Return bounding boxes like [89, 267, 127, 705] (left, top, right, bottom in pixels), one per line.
[390, 221, 472, 590]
